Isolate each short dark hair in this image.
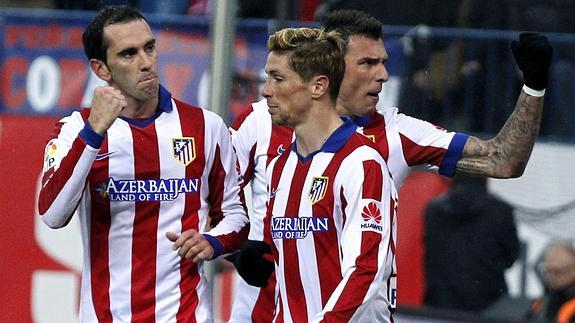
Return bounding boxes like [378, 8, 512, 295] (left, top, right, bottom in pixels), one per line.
[322, 9, 383, 44]
[82, 5, 148, 63]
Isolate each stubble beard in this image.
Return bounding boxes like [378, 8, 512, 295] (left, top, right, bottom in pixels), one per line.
[270, 114, 290, 126]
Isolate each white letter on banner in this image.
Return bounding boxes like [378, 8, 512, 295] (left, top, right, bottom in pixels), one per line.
[26, 56, 61, 113]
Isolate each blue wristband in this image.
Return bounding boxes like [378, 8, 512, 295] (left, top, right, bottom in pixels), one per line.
[203, 234, 223, 259]
[80, 122, 105, 149]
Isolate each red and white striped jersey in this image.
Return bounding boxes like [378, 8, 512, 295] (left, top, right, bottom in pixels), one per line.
[354, 107, 469, 187]
[229, 100, 293, 322]
[229, 99, 294, 242]
[264, 119, 398, 322]
[228, 99, 469, 322]
[38, 86, 248, 323]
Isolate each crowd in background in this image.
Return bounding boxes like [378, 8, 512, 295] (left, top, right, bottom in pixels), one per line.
[423, 175, 575, 322]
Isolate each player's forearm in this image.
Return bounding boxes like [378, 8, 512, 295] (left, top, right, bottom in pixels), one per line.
[458, 32, 552, 178]
[457, 91, 543, 178]
[206, 121, 252, 250]
[207, 223, 250, 257]
[38, 136, 97, 228]
[205, 165, 248, 253]
[314, 263, 384, 322]
[230, 111, 259, 189]
[205, 186, 250, 254]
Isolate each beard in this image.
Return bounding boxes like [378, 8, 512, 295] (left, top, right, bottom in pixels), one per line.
[270, 113, 290, 126]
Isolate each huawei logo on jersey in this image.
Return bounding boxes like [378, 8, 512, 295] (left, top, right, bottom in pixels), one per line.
[362, 202, 382, 223]
[360, 201, 384, 232]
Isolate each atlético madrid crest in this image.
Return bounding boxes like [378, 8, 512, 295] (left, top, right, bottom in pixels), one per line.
[172, 137, 196, 166]
[308, 176, 328, 205]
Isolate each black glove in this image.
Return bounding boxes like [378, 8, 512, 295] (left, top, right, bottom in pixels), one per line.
[510, 32, 553, 90]
[230, 240, 274, 287]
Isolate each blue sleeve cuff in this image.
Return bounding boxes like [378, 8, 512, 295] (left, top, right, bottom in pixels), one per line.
[203, 234, 223, 260]
[80, 122, 105, 149]
[438, 133, 469, 177]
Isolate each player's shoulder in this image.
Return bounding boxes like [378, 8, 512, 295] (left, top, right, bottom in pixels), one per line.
[382, 106, 453, 135]
[230, 99, 269, 130]
[172, 98, 229, 133]
[337, 137, 388, 179]
[376, 106, 419, 126]
[172, 98, 206, 117]
[376, 106, 398, 117]
[378, 106, 433, 122]
[348, 132, 380, 152]
[336, 133, 386, 169]
[58, 109, 88, 127]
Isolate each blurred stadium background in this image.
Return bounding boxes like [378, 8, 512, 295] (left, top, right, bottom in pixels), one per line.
[1, 0, 574, 322]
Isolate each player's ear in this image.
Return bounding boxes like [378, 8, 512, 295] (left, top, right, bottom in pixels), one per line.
[90, 59, 112, 82]
[311, 75, 329, 99]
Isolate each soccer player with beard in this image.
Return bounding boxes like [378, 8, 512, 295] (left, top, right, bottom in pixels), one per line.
[229, 9, 552, 322]
[38, 5, 248, 322]
[262, 26, 397, 322]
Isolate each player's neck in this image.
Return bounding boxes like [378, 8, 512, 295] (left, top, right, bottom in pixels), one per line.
[294, 107, 342, 157]
[122, 97, 159, 119]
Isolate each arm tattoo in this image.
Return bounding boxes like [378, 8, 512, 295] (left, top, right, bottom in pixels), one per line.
[457, 91, 543, 178]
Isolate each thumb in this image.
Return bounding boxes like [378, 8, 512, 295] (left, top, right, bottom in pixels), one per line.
[165, 231, 179, 242]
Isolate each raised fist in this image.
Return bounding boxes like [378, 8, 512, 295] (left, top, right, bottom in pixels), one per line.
[88, 86, 127, 134]
[511, 32, 553, 90]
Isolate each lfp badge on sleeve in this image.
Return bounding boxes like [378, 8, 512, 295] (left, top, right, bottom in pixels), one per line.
[172, 137, 196, 166]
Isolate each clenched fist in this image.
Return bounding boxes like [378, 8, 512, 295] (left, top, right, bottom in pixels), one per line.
[88, 86, 127, 135]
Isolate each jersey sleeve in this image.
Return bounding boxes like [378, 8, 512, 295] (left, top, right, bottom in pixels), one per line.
[229, 104, 258, 189]
[395, 112, 469, 177]
[229, 100, 284, 242]
[204, 112, 250, 255]
[261, 155, 280, 248]
[315, 148, 396, 322]
[38, 111, 101, 228]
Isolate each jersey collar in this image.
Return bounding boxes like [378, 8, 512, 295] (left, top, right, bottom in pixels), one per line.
[293, 117, 357, 163]
[353, 109, 378, 127]
[119, 84, 172, 127]
[158, 84, 173, 112]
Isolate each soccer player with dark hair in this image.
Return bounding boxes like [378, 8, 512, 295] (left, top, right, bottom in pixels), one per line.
[38, 5, 248, 322]
[229, 9, 553, 323]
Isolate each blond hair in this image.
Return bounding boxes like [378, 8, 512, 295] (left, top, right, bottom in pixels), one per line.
[267, 27, 345, 101]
